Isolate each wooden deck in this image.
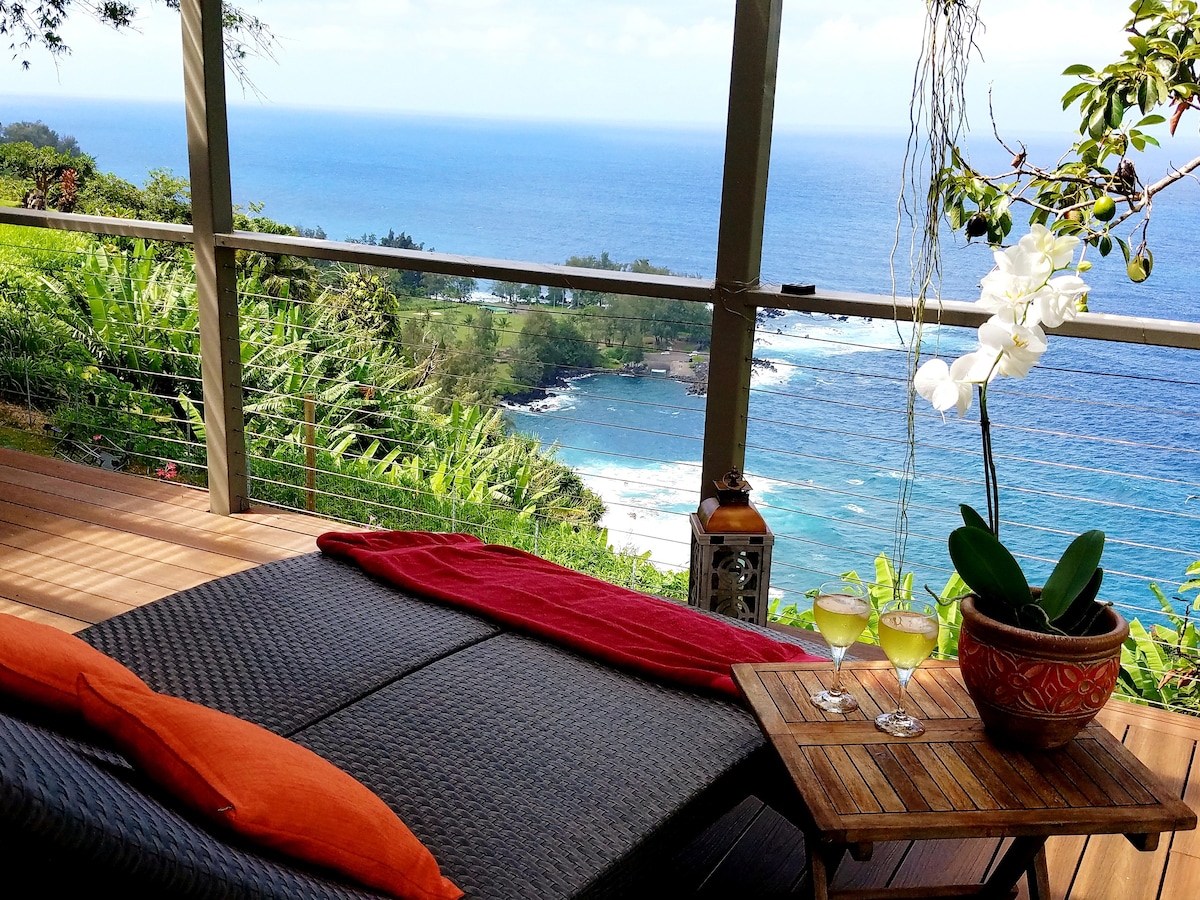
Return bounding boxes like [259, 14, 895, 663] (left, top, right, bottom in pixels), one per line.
[1, 446, 1197, 898]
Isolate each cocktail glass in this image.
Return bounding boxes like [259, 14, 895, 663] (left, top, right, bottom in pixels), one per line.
[875, 598, 939, 737]
[810, 580, 871, 713]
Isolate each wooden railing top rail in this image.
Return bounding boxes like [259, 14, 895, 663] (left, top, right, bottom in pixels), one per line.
[3, 204, 1198, 350]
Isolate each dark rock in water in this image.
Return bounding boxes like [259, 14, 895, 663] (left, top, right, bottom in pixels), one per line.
[756, 307, 786, 325]
[505, 386, 549, 406]
[619, 361, 649, 375]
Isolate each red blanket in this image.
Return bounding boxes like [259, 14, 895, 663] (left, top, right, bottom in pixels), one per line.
[317, 530, 817, 701]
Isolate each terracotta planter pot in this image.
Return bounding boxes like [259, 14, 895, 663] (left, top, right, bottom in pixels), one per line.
[957, 594, 1129, 750]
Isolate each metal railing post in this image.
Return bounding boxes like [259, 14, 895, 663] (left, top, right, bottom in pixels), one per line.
[701, 0, 783, 500]
[183, 0, 247, 515]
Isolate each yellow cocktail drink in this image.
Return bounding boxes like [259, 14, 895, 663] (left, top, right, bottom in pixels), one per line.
[814, 593, 871, 648]
[879, 609, 939, 671]
[809, 580, 871, 714]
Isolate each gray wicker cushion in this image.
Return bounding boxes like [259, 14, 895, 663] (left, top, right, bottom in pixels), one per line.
[80, 554, 500, 735]
[293, 632, 765, 900]
[0, 711, 380, 898]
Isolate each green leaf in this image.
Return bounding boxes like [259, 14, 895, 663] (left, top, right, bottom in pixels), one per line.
[1062, 64, 1095, 76]
[1052, 569, 1106, 635]
[1061, 82, 1092, 109]
[1040, 530, 1106, 621]
[948, 526, 1033, 611]
[1107, 95, 1126, 128]
[959, 504, 992, 533]
[1135, 113, 1167, 126]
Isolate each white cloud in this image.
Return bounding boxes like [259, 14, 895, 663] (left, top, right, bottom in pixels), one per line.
[773, 0, 1136, 132]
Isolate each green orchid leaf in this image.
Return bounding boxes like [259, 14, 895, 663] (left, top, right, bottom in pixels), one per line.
[948, 526, 1033, 610]
[959, 504, 992, 533]
[1041, 530, 1105, 621]
[1052, 568, 1106, 635]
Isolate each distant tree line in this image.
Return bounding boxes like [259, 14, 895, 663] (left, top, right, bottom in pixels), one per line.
[0, 122, 711, 403]
[349, 230, 477, 301]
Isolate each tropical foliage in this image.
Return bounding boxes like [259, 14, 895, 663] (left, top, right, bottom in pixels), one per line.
[942, 0, 1200, 281]
[1119, 561, 1200, 712]
[0, 133, 705, 599]
[771, 554, 968, 656]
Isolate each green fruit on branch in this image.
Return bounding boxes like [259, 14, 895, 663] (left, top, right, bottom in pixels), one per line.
[965, 213, 989, 238]
[1093, 196, 1116, 221]
[1127, 256, 1150, 283]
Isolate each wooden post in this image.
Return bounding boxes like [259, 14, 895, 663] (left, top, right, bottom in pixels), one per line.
[700, 0, 782, 501]
[183, 0, 247, 515]
[304, 394, 317, 511]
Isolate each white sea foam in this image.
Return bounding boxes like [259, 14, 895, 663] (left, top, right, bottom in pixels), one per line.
[749, 358, 792, 388]
[739, 470, 791, 502]
[572, 459, 701, 569]
[766, 313, 911, 357]
[501, 391, 576, 414]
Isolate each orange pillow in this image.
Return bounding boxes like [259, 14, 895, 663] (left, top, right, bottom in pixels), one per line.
[0, 612, 150, 715]
[77, 674, 462, 900]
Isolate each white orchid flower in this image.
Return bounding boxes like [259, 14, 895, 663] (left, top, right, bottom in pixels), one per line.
[990, 237, 1052, 286]
[914, 352, 988, 416]
[1034, 274, 1089, 327]
[1018, 224, 1080, 272]
[915, 227, 1087, 428]
[978, 267, 1038, 317]
[978, 233, 1090, 330]
[978, 317, 1047, 378]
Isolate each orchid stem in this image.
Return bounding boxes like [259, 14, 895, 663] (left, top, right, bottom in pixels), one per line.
[978, 385, 1000, 538]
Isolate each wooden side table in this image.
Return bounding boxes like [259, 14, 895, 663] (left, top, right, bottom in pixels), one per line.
[732, 660, 1197, 900]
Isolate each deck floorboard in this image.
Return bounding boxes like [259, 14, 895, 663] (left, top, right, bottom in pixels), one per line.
[0, 446, 1196, 897]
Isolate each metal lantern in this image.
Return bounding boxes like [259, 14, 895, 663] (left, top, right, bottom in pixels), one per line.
[688, 469, 775, 625]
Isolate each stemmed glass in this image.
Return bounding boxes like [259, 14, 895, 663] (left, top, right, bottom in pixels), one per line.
[810, 580, 871, 713]
[875, 598, 940, 737]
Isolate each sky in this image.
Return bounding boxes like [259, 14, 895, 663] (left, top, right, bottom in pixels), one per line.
[2, 1, 1138, 136]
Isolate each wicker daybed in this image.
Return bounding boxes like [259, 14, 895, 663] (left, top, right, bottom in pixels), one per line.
[0, 551, 817, 898]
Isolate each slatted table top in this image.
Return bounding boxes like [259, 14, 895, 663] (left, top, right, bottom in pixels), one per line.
[732, 660, 1198, 847]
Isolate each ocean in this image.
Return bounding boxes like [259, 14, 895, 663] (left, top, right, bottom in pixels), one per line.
[3, 95, 1198, 620]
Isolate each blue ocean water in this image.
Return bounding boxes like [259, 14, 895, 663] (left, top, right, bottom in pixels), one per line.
[3, 95, 1198, 619]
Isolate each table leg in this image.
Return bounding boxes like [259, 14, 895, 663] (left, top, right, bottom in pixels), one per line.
[1026, 846, 1050, 900]
[981, 836, 1049, 900]
[806, 838, 846, 900]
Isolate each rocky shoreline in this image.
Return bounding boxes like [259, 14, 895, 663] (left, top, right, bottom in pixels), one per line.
[615, 348, 777, 397]
[508, 343, 779, 406]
